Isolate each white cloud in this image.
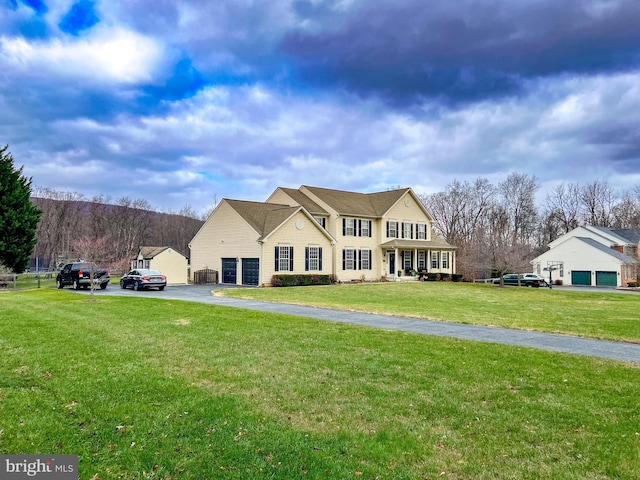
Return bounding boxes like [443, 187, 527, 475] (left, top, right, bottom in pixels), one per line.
[0, 27, 164, 84]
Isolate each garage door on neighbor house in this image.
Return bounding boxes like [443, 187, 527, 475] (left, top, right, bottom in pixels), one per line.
[222, 258, 237, 284]
[595, 271, 617, 287]
[242, 258, 259, 286]
[571, 270, 591, 286]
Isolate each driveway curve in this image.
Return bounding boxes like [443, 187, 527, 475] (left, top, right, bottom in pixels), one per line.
[79, 284, 640, 364]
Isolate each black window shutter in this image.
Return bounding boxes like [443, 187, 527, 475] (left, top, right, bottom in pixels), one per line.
[368, 220, 372, 237]
[342, 218, 346, 236]
[342, 249, 346, 270]
[386, 221, 389, 237]
[289, 246, 294, 271]
[358, 219, 362, 237]
[274, 246, 279, 272]
[358, 250, 362, 270]
[411, 223, 414, 239]
[305, 247, 309, 271]
[319, 248, 323, 270]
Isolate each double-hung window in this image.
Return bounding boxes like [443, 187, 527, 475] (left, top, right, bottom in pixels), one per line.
[431, 251, 440, 269]
[305, 246, 322, 271]
[386, 220, 398, 238]
[359, 249, 371, 270]
[403, 250, 412, 271]
[416, 223, 427, 240]
[343, 218, 356, 236]
[359, 220, 371, 237]
[343, 248, 356, 270]
[275, 245, 293, 272]
[417, 251, 426, 270]
[402, 222, 413, 239]
[442, 252, 449, 269]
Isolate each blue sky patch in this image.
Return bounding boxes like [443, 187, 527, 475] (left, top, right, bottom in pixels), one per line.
[20, 0, 46, 13]
[59, 0, 98, 35]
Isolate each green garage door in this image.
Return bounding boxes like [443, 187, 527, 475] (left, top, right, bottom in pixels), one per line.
[595, 271, 617, 287]
[242, 258, 260, 286]
[571, 270, 591, 286]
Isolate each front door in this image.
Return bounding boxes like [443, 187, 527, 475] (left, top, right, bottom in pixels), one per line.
[221, 258, 237, 284]
[387, 251, 395, 275]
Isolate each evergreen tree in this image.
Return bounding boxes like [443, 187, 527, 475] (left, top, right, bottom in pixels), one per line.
[0, 145, 41, 272]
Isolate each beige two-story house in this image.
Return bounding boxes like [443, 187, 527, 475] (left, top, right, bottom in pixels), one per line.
[190, 185, 456, 286]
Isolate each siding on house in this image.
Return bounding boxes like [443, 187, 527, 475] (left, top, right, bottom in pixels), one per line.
[189, 201, 264, 277]
[531, 227, 639, 287]
[190, 186, 456, 286]
[134, 247, 188, 284]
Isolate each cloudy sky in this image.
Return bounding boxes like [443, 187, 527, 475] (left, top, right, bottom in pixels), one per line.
[2, 0, 640, 214]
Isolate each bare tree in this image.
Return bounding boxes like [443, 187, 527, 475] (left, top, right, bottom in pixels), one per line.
[580, 180, 616, 227]
[612, 187, 640, 230]
[73, 235, 108, 301]
[31, 188, 85, 267]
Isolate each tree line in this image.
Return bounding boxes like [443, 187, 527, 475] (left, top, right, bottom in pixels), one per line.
[419, 173, 640, 280]
[30, 188, 204, 273]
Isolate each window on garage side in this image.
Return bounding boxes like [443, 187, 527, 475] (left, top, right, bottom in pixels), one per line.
[275, 245, 293, 272]
[305, 246, 322, 271]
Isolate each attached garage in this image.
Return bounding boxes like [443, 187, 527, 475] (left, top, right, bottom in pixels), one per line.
[242, 258, 260, 286]
[595, 271, 617, 287]
[221, 258, 237, 284]
[571, 270, 591, 286]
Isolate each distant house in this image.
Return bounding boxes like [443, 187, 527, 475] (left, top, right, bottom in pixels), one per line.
[189, 185, 456, 286]
[132, 246, 188, 284]
[531, 226, 639, 287]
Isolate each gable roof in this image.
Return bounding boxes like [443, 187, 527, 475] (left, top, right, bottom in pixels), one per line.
[588, 226, 640, 245]
[575, 237, 637, 263]
[226, 200, 301, 238]
[137, 246, 187, 260]
[224, 199, 335, 243]
[277, 187, 328, 215]
[138, 246, 169, 259]
[301, 185, 410, 217]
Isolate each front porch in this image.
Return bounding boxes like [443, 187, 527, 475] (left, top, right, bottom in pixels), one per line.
[381, 240, 456, 281]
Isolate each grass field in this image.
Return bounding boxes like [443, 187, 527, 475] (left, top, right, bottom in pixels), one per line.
[1, 289, 639, 479]
[223, 282, 640, 343]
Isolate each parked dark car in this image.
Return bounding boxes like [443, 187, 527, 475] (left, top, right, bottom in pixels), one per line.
[56, 262, 110, 290]
[120, 269, 167, 291]
[493, 273, 548, 288]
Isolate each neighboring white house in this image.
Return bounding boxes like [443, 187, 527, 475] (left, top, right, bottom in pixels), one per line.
[132, 246, 189, 284]
[189, 185, 456, 286]
[531, 226, 639, 287]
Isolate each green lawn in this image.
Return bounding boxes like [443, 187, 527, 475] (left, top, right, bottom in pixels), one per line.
[0, 289, 639, 479]
[223, 282, 640, 343]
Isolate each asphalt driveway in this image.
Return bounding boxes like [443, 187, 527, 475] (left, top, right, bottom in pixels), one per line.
[76, 283, 640, 364]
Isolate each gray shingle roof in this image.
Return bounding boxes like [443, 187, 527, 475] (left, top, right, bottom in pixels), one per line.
[302, 185, 410, 217]
[278, 188, 328, 215]
[139, 246, 169, 259]
[589, 226, 640, 245]
[575, 237, 637, 263]
[226, 199, 301, 238]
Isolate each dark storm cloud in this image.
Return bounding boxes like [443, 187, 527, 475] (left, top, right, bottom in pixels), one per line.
[280, 0, 640, 103]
